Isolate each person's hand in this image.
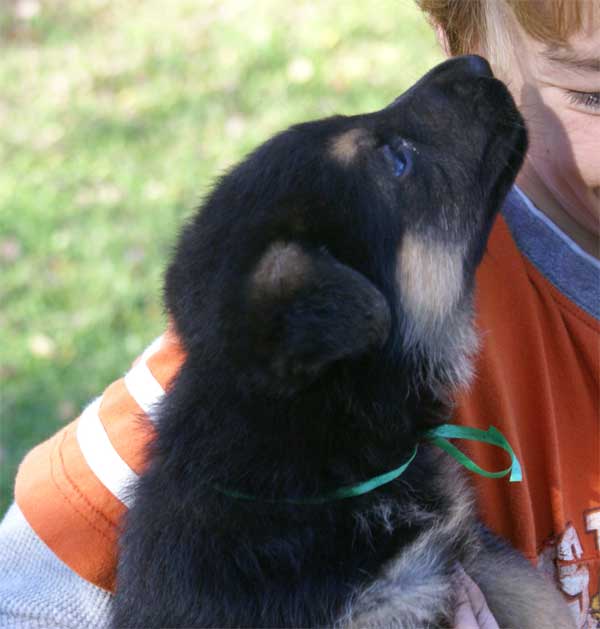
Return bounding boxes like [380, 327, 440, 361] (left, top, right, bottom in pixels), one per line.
[453, 566, 500, 629]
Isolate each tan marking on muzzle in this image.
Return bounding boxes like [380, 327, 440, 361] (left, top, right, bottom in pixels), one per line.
[329, 128, 374, 165]
[397, 234, 464, 328]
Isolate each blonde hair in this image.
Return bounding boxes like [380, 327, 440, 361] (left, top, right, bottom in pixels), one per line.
[417, 0, 599, 71]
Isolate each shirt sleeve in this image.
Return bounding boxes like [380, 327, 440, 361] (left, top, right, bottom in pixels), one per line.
[0, 503, 113, 628]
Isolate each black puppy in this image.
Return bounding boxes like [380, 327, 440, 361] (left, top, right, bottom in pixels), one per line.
[112, 56, 573, 628]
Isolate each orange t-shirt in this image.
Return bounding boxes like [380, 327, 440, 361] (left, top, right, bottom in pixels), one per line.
[12, 213, 599, 627]
[455, 215, 599, 628]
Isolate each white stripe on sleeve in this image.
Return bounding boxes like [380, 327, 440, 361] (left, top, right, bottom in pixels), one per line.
[76, 398, 138, 508]
[124, 336, 166, 420]
[124, 361, 165, 416]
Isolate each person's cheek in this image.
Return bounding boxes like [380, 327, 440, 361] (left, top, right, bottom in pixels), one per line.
[524, 92, 600, 229]
[564, 116, 600, 193]
[517, 84, 565, 180]
[559, 111, 600, 222]
[523, 100, 578, 201]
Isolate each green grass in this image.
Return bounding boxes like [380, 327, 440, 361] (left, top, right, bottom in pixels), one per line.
[0, 0, 442, 513]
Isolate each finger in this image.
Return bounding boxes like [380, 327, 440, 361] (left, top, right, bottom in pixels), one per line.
[461, 573, 500, 629]
[453, 583, 481, 629]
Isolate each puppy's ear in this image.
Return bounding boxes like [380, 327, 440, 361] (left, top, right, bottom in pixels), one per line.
[246, 241, 391, 390]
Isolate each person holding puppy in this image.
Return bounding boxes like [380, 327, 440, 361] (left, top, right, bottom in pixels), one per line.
[0, 1, 596, 628]
[415, 1, 599, 627]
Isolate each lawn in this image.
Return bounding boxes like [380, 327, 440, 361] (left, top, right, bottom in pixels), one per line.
[0, 0, 442, 513]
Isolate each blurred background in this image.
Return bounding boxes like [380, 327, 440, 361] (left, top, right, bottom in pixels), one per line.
[0, 0, 442, 512]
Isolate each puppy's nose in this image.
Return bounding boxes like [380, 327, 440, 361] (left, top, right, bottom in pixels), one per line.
[463, 55, 493, 78]
[383, 55, 494, 110]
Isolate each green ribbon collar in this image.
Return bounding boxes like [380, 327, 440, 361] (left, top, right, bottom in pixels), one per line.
[216, 424, 522, 505]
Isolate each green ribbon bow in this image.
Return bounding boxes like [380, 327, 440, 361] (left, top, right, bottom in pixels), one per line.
[215, 423, 522, 505]
[425, 424, 522, 483]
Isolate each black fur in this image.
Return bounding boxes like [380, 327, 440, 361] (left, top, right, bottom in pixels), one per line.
[112, 56, 528, 628]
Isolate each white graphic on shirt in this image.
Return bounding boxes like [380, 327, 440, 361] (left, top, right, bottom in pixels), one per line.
[585, 509, 600, 627]
[586, 511, 600, 551]
[537, 523, 593, 629]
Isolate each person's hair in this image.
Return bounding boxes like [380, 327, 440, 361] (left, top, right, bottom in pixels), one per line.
[416, 0, 599, 71]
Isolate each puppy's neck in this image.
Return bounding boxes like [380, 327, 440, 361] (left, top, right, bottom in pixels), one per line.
[154, 348, 449, 512]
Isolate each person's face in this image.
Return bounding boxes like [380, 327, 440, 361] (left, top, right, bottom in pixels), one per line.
[499, 25, 600, 237]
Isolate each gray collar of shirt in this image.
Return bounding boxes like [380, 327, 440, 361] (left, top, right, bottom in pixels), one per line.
[501, 186, 600, 320]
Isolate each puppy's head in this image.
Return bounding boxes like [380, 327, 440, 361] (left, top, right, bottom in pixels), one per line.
[167, 55, 527, 400]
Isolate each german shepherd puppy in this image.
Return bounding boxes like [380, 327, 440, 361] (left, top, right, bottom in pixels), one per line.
[112, 56, 574, 628]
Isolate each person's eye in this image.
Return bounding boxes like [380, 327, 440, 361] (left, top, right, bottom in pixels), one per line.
[565, 90, 600, 112]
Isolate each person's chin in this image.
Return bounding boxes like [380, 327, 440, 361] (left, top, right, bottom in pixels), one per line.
[588, 188, 600, 217]
[585, 190, 600, 238]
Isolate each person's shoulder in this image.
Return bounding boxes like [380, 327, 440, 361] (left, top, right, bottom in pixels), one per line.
[10, 330, 186, 597]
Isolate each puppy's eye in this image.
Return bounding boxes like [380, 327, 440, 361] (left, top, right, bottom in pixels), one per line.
[382, 144, 412, 179]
